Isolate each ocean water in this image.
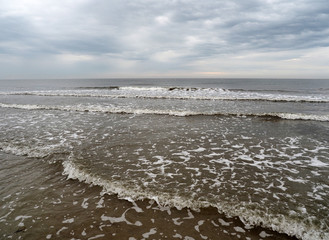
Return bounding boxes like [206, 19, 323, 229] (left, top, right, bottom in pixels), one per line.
[0, 78, 328, 240]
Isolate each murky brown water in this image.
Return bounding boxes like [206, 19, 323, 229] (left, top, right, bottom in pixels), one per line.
[1, 152, 299, 240]
[1, 79, 328, 240]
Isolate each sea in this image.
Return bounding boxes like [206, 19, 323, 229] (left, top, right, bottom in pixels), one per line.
[0, 78, 328, 240]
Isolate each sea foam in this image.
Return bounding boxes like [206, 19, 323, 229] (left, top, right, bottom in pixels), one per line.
[1, 86, 328, 103]
[62, 156, 329, 240]
[1, 103, 328, 122]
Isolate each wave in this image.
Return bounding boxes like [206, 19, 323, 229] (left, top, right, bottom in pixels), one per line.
[1, 136, 328, 240]
[1, 103, 328, 122]
[62, 156, 328, 240]
[1, 86, 328, 103]
[0, 141, 68, 159]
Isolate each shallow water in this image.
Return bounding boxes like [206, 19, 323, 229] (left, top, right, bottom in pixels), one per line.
[0, 78, 328, 240]
[0, 151, 298, 240]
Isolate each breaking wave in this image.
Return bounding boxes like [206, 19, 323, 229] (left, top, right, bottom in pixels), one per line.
[1, 103, 328, 122]
[2, 140, 328, 239]
[1, 130, 328, 240]
[0, 141, 68, 159]
[62, 156, 328, 240]
[1, 86, 328, 103]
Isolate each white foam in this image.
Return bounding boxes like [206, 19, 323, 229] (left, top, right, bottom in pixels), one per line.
[184, 236, 195, 240]
[88, 234, 105, 240]
[273, 113, 329, 121]
[194, 220, 205, 232]
[101, 209, 142, 226]
[172, 218, 183, 226]
[173, 233, 183, 238]
[56, 226, 68, 235]
[1, 86, 328, 103]
[309, 157, 329, 167]
[0, 141, 67, 158]
[96, 197, 105, 208]
[190, 147, 206, 152]
[218, 218, 230, 226]
[1, 102, 328, 121]
[286, 177, 308, 184]
[234, 226, 246, 233]
[15, 216, 32, 221]
[62, 157, 329, 240]
[120, 86, 166, 91]
[259, 231, 272, 238]
[62, 218, 74, 224]
[142, 228, 157, 238]
[81, 198, 89, 209]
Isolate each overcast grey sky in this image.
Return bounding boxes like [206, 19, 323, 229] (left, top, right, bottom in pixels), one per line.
[1, 0, 329, 79]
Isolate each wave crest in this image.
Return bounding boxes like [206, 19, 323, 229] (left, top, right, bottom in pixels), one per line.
[1, 86, 328, 103]
[0, 141, 68, 159]
[1, 103, 328, 122]
[62, 156, 329, 240]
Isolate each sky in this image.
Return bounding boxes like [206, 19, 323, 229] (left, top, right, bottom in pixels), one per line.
[0, 0, 329, 79]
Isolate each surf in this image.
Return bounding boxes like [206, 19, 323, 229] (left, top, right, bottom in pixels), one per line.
[60, 154, 329, 240]
[1, 86, 328, 103]
[1, 102, 328, 122]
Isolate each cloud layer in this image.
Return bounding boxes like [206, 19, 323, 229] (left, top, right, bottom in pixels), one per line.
[1, 0, 329, 78]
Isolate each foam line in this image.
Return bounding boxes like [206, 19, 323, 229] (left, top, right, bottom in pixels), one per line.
[1, 103, 328, 121]
[1, 86, 328, 103]
[62, 157, 328, 240]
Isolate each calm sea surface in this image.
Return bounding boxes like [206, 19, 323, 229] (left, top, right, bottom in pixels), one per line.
[0, 78, 328, 240]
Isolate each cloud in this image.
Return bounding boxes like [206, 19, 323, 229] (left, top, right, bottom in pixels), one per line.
[155, 15, 171, 25]
[0, 0, 329, 78]
[152, 50, 184, 62]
